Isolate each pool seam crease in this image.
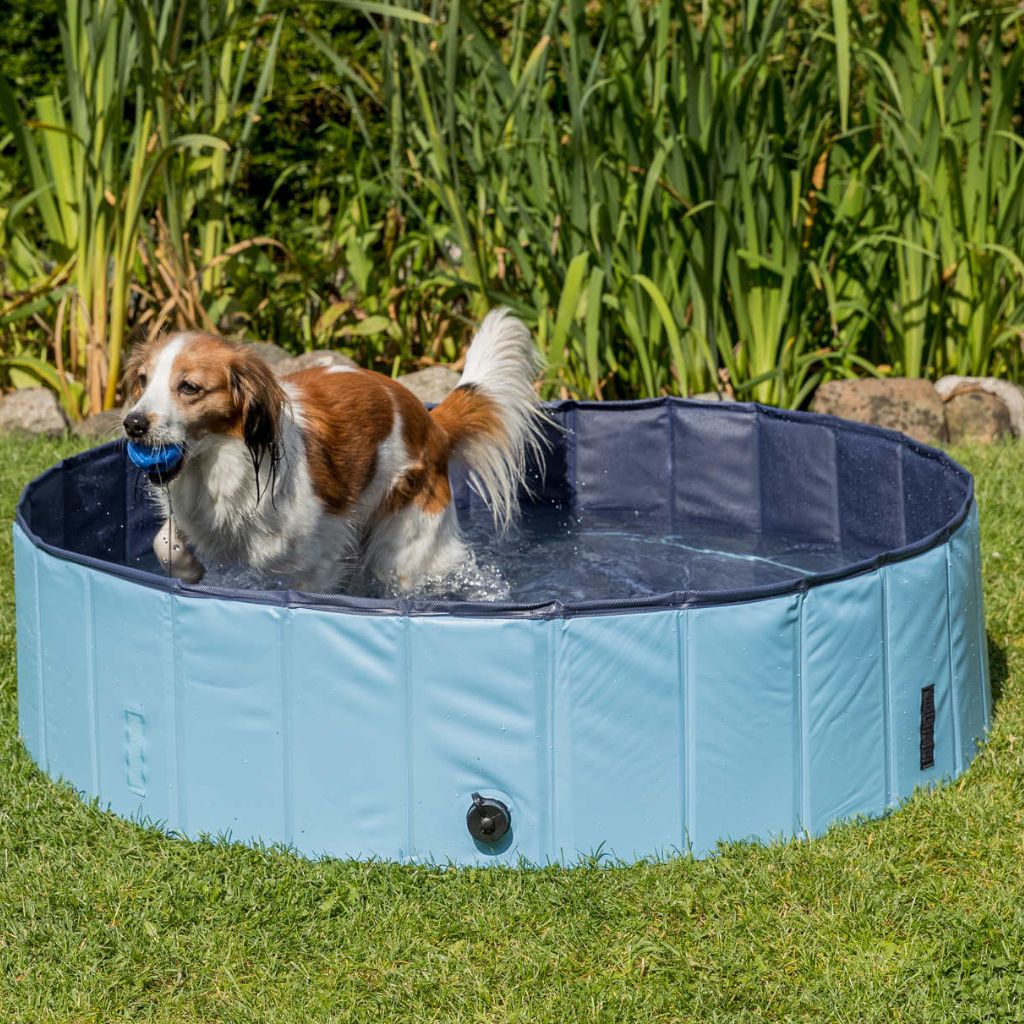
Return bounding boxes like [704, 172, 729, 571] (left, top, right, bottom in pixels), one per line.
[402, 615, 414, 862]
[32, 542, 47, 771]
[86, 571, 100, 798]
[797, 591, 810, 838]
[881, 567, 895, 808]
[281, 606, 293, 847]
[170, 591, 188, 834]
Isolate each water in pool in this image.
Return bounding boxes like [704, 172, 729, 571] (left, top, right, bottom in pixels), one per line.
[160, 504, 877, 602]
[376, 506, 874, 603]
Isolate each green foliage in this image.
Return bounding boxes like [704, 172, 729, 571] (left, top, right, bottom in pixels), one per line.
[305, 0, 1024, 400]
[0, 0, 425, 413]
[862, 0, 1024, 381]
[0, 1, 62, 97]
[0, 0, 230, 414]
[1, 1, 1024, 408]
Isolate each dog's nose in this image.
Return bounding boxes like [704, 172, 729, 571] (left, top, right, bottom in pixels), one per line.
[123, 410, 150, 440]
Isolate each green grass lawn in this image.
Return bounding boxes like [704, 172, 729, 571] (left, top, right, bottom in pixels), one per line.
[2, 436, 1024, 1022]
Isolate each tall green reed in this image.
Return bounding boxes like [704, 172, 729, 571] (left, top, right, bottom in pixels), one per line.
[0, 0, 226, 414]
[0, 0, 424, 414]
[3, 0, 1023, 413]
[344, 0, 870, 401]
[838, 0, 1024, 380]
[314, 0, 1024, 403]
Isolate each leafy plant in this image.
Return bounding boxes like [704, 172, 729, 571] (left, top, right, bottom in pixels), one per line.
[2, 0, 1024, 413]
[324, 0, 894, 401]
[862, 0, 1024, 379]
[0, 0, 226, 415]
[0, 0, 430, 416]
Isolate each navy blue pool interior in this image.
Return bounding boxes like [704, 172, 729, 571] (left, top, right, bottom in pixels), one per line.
[14, 399, 990, 865]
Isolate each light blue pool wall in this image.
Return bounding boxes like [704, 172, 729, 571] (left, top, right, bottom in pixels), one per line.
[14, 502, 990, 865]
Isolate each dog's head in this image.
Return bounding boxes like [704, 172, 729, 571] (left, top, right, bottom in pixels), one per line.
[122, 332, 285, 484]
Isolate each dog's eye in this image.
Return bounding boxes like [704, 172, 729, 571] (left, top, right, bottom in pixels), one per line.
[178, 380, 202, 396]
[137, 373, 147, 389]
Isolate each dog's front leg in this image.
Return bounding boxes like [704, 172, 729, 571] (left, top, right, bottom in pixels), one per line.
[154, 519, 205, 583]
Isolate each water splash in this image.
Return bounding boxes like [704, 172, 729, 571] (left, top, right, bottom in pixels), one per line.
[191, 506, 872, 603]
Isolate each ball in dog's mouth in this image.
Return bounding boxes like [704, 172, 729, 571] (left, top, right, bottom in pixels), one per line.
[126, 441, 185, 484]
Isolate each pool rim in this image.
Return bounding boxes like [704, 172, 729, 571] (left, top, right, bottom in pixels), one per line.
[15, 397, 974, 620]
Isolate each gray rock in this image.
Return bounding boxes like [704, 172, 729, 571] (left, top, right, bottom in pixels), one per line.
[245, 340, 292, 365]
[811, 378, 947, 445]
[275, 349, 359, 377]
[72, 409, 126, 441]
[689, 391, 731, 402]
[936, 375, 1024, 438]
[396, 365, 461, 404]
[944, 390, 1013, 445]
[0, 387, 68, 437]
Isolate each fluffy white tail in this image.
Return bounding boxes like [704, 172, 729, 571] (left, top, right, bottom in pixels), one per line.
[430, 308, 546, 529]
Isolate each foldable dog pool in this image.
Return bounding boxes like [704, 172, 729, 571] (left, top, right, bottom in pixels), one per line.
[14, 399, 990, 865]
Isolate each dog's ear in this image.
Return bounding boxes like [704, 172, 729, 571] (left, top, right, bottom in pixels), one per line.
[122, 332, 159, 403]
[229, 348, 285, 461]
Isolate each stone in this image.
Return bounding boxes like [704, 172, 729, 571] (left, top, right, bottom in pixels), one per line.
[244, 340, 292, 365]
[810, 378, 947, 445]
[935, 375, 1024, 438]
[396, 365, 461, 404]
[944, 390, 1013, 445]
[274, 349, 359, 377]
[72, 409, 125, 441]
[0, 387, 68, 437]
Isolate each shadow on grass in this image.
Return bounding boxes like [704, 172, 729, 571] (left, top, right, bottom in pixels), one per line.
[987, 631, 1008, 709]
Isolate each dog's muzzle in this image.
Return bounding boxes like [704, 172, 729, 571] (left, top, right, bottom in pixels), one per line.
[126, 441, 186, 484]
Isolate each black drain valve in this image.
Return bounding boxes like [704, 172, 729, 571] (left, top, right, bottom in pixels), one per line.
[466, 792, 511, 844]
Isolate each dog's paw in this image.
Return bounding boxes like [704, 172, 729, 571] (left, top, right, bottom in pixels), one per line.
[154, 520, 205, 583]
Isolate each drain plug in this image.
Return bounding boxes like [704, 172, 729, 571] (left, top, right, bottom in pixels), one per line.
[466, 792, 511, 843]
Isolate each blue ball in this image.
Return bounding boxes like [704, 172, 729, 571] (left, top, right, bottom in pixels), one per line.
[126, 441, 185, 474]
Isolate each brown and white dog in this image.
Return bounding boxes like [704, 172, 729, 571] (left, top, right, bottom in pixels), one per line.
[121, 309, 545, 593]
